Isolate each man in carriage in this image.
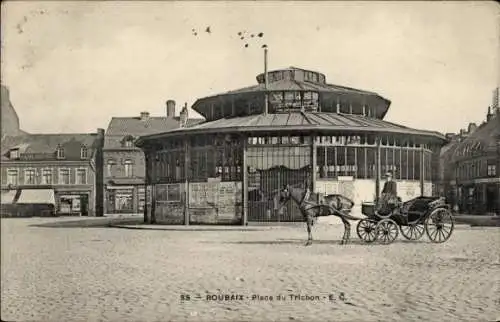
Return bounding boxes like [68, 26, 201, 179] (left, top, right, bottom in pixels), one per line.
[377, 171, 401, 216]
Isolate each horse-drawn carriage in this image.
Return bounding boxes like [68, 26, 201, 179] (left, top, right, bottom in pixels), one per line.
[356, 196, 455, 244]
[277, 184, 455, 246]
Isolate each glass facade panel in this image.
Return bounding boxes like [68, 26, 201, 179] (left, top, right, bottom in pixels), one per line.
[367, 148, 376, 179]
[356, 147, 366, 179]
[148, 134, 436, 189]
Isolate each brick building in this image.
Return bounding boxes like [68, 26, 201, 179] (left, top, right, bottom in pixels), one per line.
[103, 100, 203, 214]
[1, 130, 105, 216]
[440, 88, 500, 215]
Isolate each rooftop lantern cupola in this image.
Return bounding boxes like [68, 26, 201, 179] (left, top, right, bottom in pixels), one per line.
[256, 67, 327, 85]
[189, 49, 391, 122]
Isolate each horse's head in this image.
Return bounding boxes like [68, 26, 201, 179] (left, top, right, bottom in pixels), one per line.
[276, 184, 309, 210]
[277, 184, 292, 208]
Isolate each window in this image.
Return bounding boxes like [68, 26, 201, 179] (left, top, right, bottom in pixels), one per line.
[138, 187, 145, 211]
[124, 160, 133, 177]
[76, 169, 87, 184]
[155, 184, 181, 203]
[81, 146, 88, 159]
[107, 160, 115, 177]
[9, 149, 19, 159]
[124, 139, 133, 148]
[59, 169, 70, 185]
[487, 164, 497, 177]
[6, 169, 18, 185]
[24, 169, 36, 185]
[56, 145, 65, 159]
[41, 169, 52, 184]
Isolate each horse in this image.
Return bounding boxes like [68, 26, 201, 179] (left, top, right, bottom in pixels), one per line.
[276, 184, 361, 246]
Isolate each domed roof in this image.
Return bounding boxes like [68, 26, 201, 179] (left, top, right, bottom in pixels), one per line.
[452, 112, 500, 162]
[191, 67, 391, 120]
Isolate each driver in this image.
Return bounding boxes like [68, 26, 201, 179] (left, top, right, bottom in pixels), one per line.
[377, 171, 399, 215]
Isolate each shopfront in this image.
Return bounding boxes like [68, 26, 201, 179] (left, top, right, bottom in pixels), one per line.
[105, 185, 145, 214]
[56, 191, 89, 216]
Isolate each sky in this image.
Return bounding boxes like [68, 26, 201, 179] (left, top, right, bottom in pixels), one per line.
[1, 1, 499, 134]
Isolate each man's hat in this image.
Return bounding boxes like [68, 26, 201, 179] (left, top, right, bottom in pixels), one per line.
[384, 171, 393, 177]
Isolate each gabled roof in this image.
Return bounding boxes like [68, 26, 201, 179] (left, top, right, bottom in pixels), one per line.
[1, 133, 99, 161]
[452, 113, 500, 162]
[105, 116, 204, 137]
[105, 116, 204, 149]
[136, 112, 446, 145]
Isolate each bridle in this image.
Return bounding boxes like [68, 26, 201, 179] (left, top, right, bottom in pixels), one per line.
[281, 185, 315, 212]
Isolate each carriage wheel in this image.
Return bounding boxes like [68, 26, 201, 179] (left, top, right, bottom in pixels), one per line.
[376, 219, 399, 244]
[356, 219, 378, 243]
[425, 208, 454, 243]
[400, 224, 425, 241]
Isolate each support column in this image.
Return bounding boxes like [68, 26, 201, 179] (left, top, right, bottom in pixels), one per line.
[481, 184, 487, 214]
[144, 153, 149, 223]
[184, 139, 190, 226]
[375, 138, 381, 201]
[420, 146, 425, 196]
[151, 147, 157, 224]
[231, 96, 235, 117]
[311, 134, 317, 196]
[242, 137, 248, 226]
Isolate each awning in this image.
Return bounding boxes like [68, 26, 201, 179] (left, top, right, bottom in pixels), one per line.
[107, 186, 135, 190]
[16, 189, 55, 205]
[1, 190, 17, 205]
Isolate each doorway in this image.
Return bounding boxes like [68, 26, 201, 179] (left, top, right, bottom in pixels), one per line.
[486, 185, 498, 213]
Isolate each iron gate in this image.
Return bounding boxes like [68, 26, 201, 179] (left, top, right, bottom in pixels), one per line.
[247, 145, 311, 222]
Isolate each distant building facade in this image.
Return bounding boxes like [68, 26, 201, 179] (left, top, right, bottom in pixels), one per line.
[1, 130, 105, 216]
[440, 88, 500, 215]
[103, 100, 204, 214]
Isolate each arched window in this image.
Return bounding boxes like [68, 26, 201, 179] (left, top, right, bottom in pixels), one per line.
[80, 145, 88, 159]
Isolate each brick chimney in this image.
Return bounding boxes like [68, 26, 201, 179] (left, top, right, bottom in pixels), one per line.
[487, 106, 493, 122]
[179, 102, 188, 128]
[140, 111, 150, 121]
[166, 100, 175, 118]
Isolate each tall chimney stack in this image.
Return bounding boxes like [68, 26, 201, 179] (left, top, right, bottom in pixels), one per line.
[166, 100, 176, 118]
[140, 111, 150, 121]
[492, 87, 499, 112]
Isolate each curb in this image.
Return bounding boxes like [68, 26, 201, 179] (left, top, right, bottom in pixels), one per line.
[109, 224, 275, 232]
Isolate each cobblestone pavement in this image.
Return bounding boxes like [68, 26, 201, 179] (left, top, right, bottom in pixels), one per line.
[2, 218, 499, 322]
